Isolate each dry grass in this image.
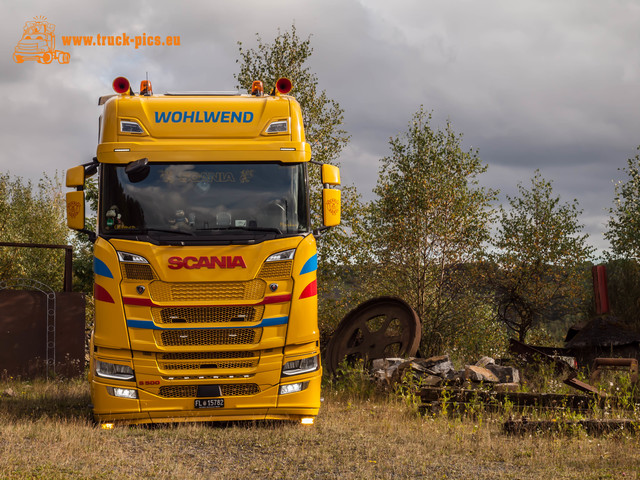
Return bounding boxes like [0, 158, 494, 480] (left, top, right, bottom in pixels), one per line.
[0, 378, 639, 479]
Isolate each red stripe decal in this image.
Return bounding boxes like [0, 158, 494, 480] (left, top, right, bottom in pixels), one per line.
[123, 297, 155, 307]
[122, 295, 292, 308]
[261, 294, 292, 305]
[299, 279, 317, 299]
[94, 284, 115, 304]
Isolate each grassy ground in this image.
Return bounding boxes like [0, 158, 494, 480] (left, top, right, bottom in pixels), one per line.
[0, 378, 639, 479]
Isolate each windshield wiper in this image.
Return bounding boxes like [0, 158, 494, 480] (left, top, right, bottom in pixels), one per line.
[143, 228, 196, 236]
[197, 226, 282, 234]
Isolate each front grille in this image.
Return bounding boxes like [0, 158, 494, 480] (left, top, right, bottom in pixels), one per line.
[159, 328, 261, 346]
[163, 375, 255, 381]
[158, 384, 260, 398]
[121, 263, 156, 281]
[160, 359, 258, 370]
[159, 351, 256, 360]
[18, 44, 38, 52]
[152, 305, 264, 324]
[158, 351, 260, 370]
[149, 280, 265, 302]
[221, 384, 260, 396]
[258, 260, 293, 279]
[159, 385, 197, 398]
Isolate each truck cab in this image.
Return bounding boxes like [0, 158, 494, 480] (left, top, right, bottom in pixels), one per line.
[66, 76, 340, 425]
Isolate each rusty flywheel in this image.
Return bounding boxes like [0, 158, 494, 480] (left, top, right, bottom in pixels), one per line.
[325, 296, 421, 375]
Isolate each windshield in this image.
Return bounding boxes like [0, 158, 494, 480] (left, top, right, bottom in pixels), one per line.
[100, 162, 309, 239]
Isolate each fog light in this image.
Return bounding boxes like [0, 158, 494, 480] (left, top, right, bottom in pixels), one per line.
[106, 386, 138, 399]
[100, 423, 115, 430]
[279, 381, 309, 395]
[300, 417, 315, 426]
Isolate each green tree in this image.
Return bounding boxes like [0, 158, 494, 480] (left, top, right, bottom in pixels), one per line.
[603, 148, 640, 326]
[605, 146, 640, 259]
[363, 108, 497, 356]
[489, 171, 594, 342]
[235, 25, 348, 168]
[0, 173, 69, 291]
[235, 25, 366, 336]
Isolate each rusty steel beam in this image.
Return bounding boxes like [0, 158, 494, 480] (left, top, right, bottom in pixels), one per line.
[563, 375, 604, 396]
[508, 338, 576, 373]
[592, 264, 610, 315]
[590, 357, 638, 384]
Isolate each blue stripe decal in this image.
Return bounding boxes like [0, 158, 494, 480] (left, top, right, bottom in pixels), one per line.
[127, 319, 161, 330]
[93, 257, 113, 279]
[259, 316, 289, 327]
[299, 254, 318, 275]
[126, 316, 289, 331]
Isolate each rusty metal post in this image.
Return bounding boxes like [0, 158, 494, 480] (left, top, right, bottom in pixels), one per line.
[592, 265, 610, 315]
[64, 246, 72, 292]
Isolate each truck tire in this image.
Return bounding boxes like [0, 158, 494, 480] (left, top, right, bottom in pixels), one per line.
[38, 52, 53, 64]
[13, 53, 24, 63]
[57, 52, 70, 64]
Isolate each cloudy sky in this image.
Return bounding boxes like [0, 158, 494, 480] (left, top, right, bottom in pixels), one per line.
[3, 0, 640, 254]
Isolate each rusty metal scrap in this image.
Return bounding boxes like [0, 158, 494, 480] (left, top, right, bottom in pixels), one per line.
[325, 297, 421, 375]
[508, 338, 577, 374]
[503, 418, 640, 436]
[590, 357, 639, 384]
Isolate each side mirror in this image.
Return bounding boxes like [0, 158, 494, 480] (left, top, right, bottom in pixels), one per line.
[321, 164, 341, 186]
[65, 163, 97, 242]
[320, 164, 341, 228]
[322, 188, 341, 227]
[125, 158, 150, 183]
[66, 190, 86, 230]
[66, 165, 85, 187]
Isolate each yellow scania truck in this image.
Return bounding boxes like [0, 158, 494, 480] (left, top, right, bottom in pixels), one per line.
[65, 76, 341, 426]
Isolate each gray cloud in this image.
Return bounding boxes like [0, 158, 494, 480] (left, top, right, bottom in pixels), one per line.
[3, 0, 639, 255]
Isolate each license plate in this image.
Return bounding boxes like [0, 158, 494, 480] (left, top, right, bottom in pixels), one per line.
[194, 398, 224, 409]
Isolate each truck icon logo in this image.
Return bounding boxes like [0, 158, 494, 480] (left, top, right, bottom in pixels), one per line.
[13, 16, 70, 64]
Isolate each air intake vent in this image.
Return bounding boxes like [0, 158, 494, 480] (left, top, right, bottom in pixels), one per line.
[158, 384, 260, 398]
[159, 328, 261, 346]
[121, 263, 156, 281]
[152, 306, 264, 324]
[149, 280, 266, 302]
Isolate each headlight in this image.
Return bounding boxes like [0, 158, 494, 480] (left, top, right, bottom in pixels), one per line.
[117, 251, 149, 263]
[95, 360, 135, 381]
[106, 386, 138, 399]
[266, 249, 295, 262]
[282, 355, 319, 377]
[279, 381, 309, 395]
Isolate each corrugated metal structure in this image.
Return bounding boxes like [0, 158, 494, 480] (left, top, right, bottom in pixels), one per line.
[0, 289, 85, 378]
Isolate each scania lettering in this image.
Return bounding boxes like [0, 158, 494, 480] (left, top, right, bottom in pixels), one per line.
[65, 76, 341, 426]
[168, 256, 247, 270]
